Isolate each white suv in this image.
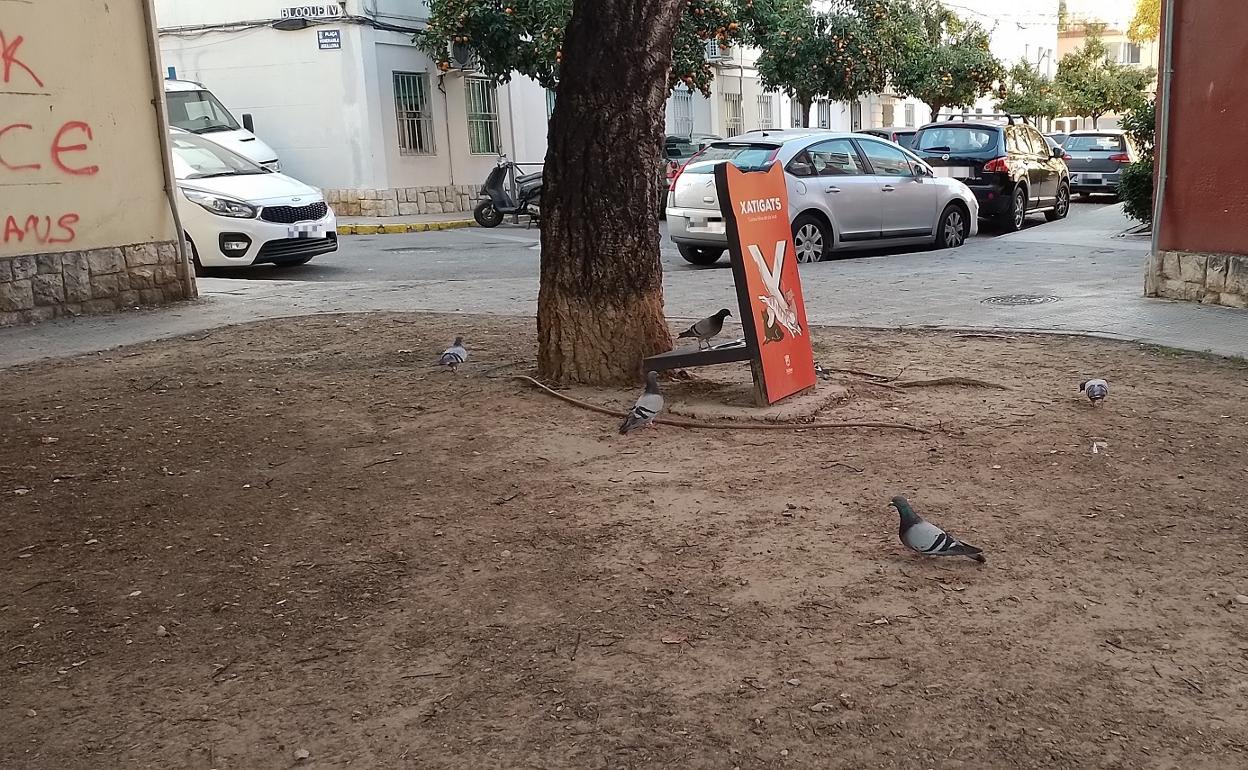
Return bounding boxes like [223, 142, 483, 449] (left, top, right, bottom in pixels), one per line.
[667, 130, 979, 265]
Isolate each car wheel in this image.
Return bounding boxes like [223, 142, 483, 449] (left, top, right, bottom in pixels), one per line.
[1046, 183, 1070, 221]
[999, 187, 1027, 232]
[473, 200, 504, 228]
[792, 213, 831, 263]
[677, 244, 724, 266]
[937, 204, 968, 249]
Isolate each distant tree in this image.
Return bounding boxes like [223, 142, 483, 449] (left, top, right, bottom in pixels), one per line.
[1118, 99, 1156, 223]
[995, 60, 1061, 121]
[1127, 0, 1161, 44]
[750, 0, 906, 127]
[1055, 33, 1155, 128]
[889, 0, 1004, 119]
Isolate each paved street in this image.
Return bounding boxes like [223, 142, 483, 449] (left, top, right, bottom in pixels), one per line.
[201, 201, 1115, 284]
[6, 200, 1248, 368]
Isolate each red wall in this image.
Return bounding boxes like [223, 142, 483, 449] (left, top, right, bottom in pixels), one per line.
[1158, 0, 1248, 254]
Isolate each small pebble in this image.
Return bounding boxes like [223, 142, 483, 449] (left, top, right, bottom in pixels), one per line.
[786, 678, 801, 686]
[294, 748, 311, 762]
[500, 549, 511, 558]
[1234, 595, 1248, 605]
[155, 625, 168, 637]
[25, 709, 36, 717]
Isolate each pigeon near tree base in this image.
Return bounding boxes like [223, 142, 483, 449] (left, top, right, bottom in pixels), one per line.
[620, 371, 664, 434]
[890, 496, 985, 563]
[678, 309, 732, 350]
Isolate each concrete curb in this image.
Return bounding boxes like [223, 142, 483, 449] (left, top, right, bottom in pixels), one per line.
[337, 219, 475, 236]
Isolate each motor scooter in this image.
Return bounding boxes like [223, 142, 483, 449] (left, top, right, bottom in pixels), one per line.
[474, 154, 542, 228]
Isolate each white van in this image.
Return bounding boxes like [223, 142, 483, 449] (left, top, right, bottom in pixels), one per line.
[163, 79, 282, 172]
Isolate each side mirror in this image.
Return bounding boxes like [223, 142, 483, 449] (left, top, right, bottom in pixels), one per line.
[913, 163, 933, 177]
[241, 113, 255, 132]
[1051, 146, 1064, 159]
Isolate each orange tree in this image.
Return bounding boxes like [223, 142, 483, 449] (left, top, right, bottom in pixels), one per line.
[418, 0, 745, 385]
[889, 0, 1003, 119]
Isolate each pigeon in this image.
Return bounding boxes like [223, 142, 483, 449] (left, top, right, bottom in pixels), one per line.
[438, 336, 468, 372]
[678, 309, 732, 349]
[890, 496, 986, 563]
[1079, 378, 1108, 406]
[619, 371, 664, 434]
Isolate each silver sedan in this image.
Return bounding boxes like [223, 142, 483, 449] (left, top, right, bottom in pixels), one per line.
[666, 130, 979, 266]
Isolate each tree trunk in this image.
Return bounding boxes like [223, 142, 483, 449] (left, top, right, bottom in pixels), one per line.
[537, 0, 680, 385]
[798, 97, 812, 127]
[1091, 113, 1100, 128]
[926, 102, 945, 121]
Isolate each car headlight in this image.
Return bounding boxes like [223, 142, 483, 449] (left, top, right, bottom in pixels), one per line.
[182, 189, 258, 219]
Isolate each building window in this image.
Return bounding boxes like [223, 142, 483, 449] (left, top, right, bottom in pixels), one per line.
[791, 99, 805, 127]
[394, 72, 434, 155]
[817, 99, 831, 129]
[882, 102, 895, 127]
[546, 88, 557, 120]
[672, 87, 694, 137]
[904, 103, 916, 127]
[722, 92, 744, 136]
[756, 94, 774, 129]
[1123, 42, 1142, 64]
[466, 77, 500, 155]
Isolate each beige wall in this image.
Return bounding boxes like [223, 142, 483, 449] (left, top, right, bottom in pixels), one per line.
[1, 0, 175, 258]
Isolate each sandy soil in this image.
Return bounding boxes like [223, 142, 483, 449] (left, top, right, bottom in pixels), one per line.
[2, 313, 1247, 770]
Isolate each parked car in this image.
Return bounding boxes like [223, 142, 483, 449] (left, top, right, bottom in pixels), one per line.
[170, 130, 337, 269]
[1061, 129, 1137, 198]
[910, 118, 1070, 232]
[857, 127, 918, 148]
[661, 134, 721, 214]
[1046, 132, 1069, 147]
[666, 130, 978, 266]
[164, 79, 281, 171]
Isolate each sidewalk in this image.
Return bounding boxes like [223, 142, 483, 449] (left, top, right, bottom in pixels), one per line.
[336, 212, 475, 235]
[3, 205, 1248, 369]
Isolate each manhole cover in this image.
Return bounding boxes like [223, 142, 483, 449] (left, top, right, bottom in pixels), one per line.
[981, 294, 1060, 306]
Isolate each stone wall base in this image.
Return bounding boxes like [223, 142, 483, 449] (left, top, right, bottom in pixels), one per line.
[324, 186, 478, 217]
[1147, 250, 1248, 309]
[0, 241, 195, 328]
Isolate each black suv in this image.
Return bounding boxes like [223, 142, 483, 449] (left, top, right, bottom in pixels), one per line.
[910, 117, 1070, 231]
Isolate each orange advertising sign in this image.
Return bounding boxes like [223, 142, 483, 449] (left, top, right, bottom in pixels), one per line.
[715, 161, 817, 405]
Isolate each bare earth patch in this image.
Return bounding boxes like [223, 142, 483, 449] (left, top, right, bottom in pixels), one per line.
[2, 313, 1247, 769]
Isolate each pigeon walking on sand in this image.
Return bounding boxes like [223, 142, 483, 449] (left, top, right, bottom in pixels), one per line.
[438, 336, 468, 372]
[619, 371, 664, 434]
[1079, 378, 1109, 406]
[890, 496, 986, 563]
[678, 309, 732, 349]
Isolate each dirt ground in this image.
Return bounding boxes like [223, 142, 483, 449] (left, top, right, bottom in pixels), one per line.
[2, 312, 1247, 770]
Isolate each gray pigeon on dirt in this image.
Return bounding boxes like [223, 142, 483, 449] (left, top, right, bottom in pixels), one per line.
[438, 336, 467, 372]
[1079, 378, 1108, 406]
[619, 371, 664, 434]
[890, 496, 986, 563]
[678, 309, 732, 349]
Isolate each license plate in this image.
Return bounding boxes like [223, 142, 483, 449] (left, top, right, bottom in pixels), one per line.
[1083, 175, 1102, 185]
[287, 224, 325, 239]
[933, 166, 972, 178]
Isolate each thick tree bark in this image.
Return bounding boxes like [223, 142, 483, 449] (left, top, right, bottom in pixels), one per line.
[537, 0, 681, 385]
[798, 97, 812, 128]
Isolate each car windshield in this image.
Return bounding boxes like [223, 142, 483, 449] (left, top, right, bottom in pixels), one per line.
[681, 143, 777, 174]
[1064, 135, 1126, 152]
[170, 132, 266, 180]
[914, 127, 997, 153]
[166, 89, 241, 134]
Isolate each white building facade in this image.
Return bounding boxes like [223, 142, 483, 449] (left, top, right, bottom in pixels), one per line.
[155, 0, 551, 217]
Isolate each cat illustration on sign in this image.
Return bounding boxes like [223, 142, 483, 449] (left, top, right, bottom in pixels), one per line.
[748, 241, 802, 339]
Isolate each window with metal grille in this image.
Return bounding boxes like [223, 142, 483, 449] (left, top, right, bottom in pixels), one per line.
[817, 99, 831, 129]
[791, 99, 804, 127]
[756, 94, 774, 129]
[466, 77, 500, 154]
[904, 103, 916, 127]
[672, 88, 693, 137]
[882, 102, 895, 127]
[723, 92, 744, 136]
[394, 72, 434, 155]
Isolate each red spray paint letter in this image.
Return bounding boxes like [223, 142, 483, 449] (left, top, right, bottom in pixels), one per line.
[51, 121, 98, 176]
[0, 123, 40, 171]
[0, 32, 44, 88]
